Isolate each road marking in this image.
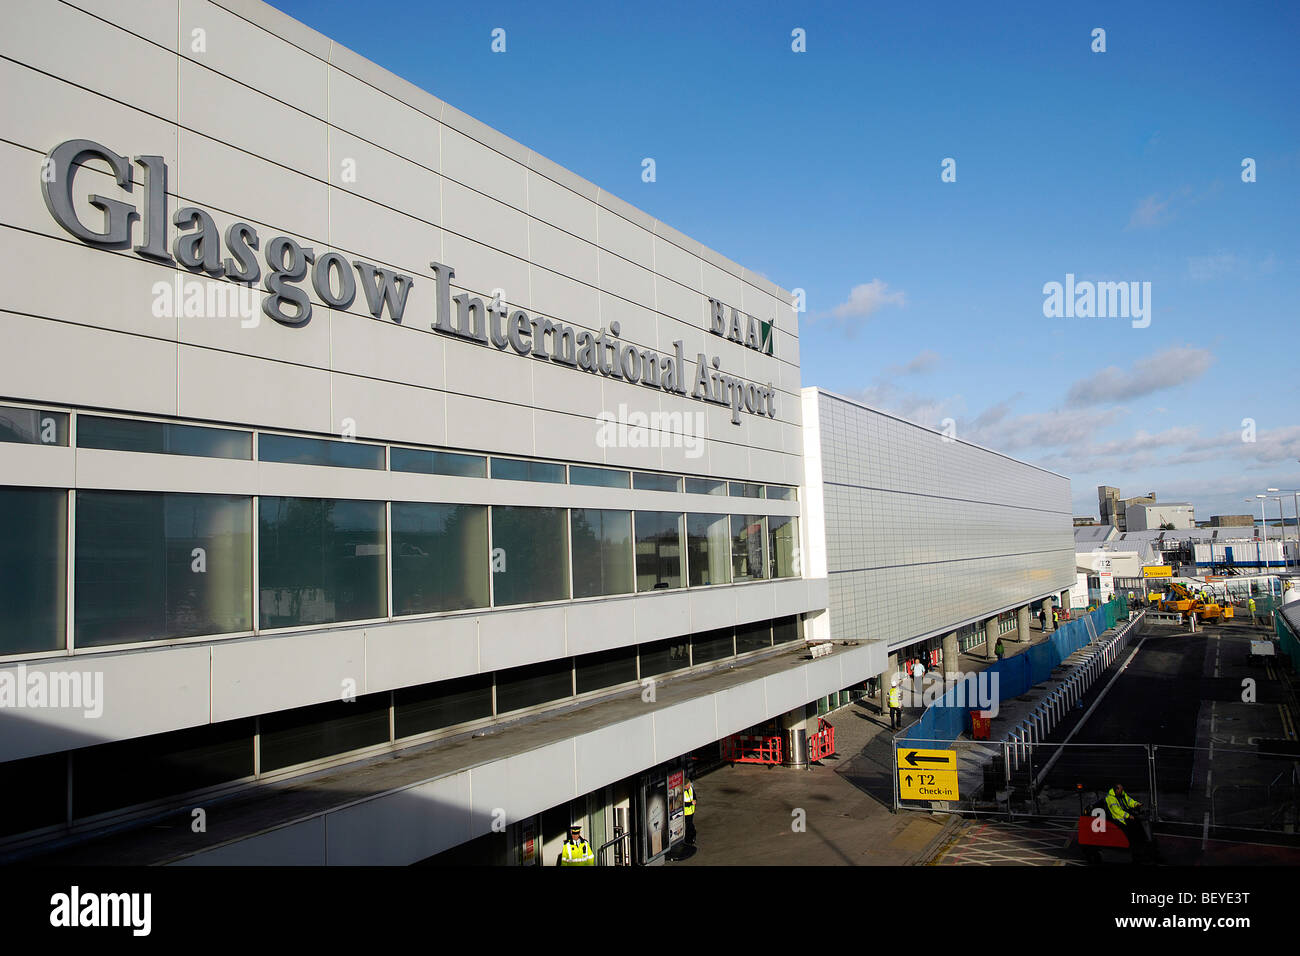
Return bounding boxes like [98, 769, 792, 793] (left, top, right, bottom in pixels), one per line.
[1206, 768, 1213, 799]
[1202, 811, 1210, 849]
[1208, 701, 1216, 760]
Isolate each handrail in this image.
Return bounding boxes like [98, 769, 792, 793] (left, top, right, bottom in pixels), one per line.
[597, 827, 634, 866]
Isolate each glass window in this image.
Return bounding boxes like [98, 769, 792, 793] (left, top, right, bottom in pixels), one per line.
[0, 405, 68, 446]
[767, 515, 800, 579]
[730, 515, 767, 581]
[640, 636, 690, 677]
[686, 513, 732, 588]
[391, 447, 486, 478]
[258, 497, 387, 628]
[685, 477, 727, 496]
[569, 465, 630, 489]
[490, 458, 565, 483]
[571, 509, 634, 598]
[736, 619, 772, 653]
[729, 482, 765, 499]
[258, 433, 384, 470]
[633, 472, 682, 493]
[575, 646, 638, 694]
[635, 511, 684, 591]
[395, 674, 494, 738]
[75, 491, 252, 648]
[0, 487, 67, 655]
[691, 627, 734, 664]
[392, 502, 489, 614]
[766, 485, 797, 502]
[71, 719, 255, 819]
[773, 616, 800, 645]
[259, 694, 390, 773]
[495, 658, 572, 713]
[0, 752, 67, 837]
[491, 506, 570, 606]
[78, 415, 251, 460]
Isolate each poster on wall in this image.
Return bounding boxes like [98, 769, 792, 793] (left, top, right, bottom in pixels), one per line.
[667, 770, 686, 845]
[646, 781, 667, 857]
[518, 817, 538, 866]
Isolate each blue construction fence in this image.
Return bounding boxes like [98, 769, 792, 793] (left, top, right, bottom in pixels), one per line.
[899, 596, 1130, 745]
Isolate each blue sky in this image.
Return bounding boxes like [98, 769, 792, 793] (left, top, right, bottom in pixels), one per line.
[272, 0, 1300, 520]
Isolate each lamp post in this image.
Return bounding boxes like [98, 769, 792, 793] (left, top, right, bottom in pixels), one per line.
[1257, 494, 1269, 577]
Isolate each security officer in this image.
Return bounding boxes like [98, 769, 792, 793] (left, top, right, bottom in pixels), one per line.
[887, 680, 903, 730]
[558, 824, 595, 866]
[683, 779, 697, 845]
[1104, 782, 1149, 859]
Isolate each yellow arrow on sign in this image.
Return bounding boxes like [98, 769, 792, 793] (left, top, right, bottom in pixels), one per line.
[899, 748, 957, 771]
[898, 769, 959, 801]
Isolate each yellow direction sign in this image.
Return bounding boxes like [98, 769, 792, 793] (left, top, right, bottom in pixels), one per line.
[1143, 566, 1173, 578]
[898, 748, 957, 772]
[898, 769, 959, 800]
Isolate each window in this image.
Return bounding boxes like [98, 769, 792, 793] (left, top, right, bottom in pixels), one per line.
[258, 694, 391, 773]
[75, 491, 252, 648]
[490, 458, 565, 483]
[773, 616, 800, 645]
[575, 646, 638, 694]
[640, 636, 690, 676]
[691, 627, 734, 664]
[495, 658, 572, 713]
[0, 487, 67, 654]
[258, 497, 387, 628]
[730, 515, 767, 581]
[686, 513, 731, 587]
[633, 472, 682, 493]
[71, 719, 255, 818]
[635, 511, 684, 591]
[391, 447, 486, 478]
[491, 506, 570, 606]
[392, 502, 489, 614]
[78, 416, 251, 460]
[767, 515, 800, 578]
[0, 405, 68, 446]
[395, 674, 494, 738]
[569, 465, 630, 488]
[729, 482, 765, 499]
[684, 477, 726, 496]
[736, 619, 772, 653]
[571, 509, 634, 598]
[258, 433, 384, 470]
[766, 485, 797, 502]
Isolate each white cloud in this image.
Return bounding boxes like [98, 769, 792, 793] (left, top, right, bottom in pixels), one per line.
[1128, 193, 1173, 229]
[1065, 345, 1213, 407]
[883, 349, 940, 377]
[828, 279, 905, 321]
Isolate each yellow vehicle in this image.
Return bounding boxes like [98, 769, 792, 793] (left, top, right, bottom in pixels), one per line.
[1159, 582, 1232, 623]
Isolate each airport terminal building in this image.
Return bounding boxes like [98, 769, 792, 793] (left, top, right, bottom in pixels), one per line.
[0, 0, 1073, 865]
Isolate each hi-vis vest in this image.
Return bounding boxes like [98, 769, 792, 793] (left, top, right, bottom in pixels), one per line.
[888, 687, 902, 708]
[560, 838, 594, 866]
[1104, 787, 1139, 824]
[1249, 599, 1256, 611]
[684, 784, 696, 816]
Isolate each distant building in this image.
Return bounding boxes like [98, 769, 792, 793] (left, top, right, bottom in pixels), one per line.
[1209, 515, 1255, 528]
[1073, 516, 1100, 526]
[1125, 502, 1195, 531]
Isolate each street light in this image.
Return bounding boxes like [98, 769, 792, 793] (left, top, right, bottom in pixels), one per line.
[1257, 494, 1269, 575]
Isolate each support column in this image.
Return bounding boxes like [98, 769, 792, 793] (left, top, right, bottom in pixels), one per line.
[1044, 597, 1056, 632]
[1061, 590, 1071, 615]
[1016, 605, 1031, 642]
[984, 616, 999, 661]
[942, 630, 959, 676]
[876, 653, 898, 712]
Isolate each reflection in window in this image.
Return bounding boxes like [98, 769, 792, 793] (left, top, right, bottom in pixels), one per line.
[491, 507, 570, 606]
[395, 674, 493, 738]
[633, 472, 682, 493]
[575, 646, 638, 694]
[767, 515, 800, 578]
[0, 406, 68, 446]
[571, 509, 634, 598]
[729, 482, 765, 499]
[490, 458, 565, 483]
[75, 491, 252, 647]
[691, 627, 734, 664]
[391, 448, 486, 478]
[259, 434, 384, 470]
[0, 487, 67, 654]
[736, 620, 772, 653]
[78, 416, 251, 459]
[684, 477, 726, 496]
[640, 636, 690, 676]
[392, 502, 489, 614]
[258, 497, 387, 628]
[686, 513, 731, 587]
[730, 515, 767, 581]
[570, 466, 630, 488]
[635, 511, 684, 591]
[495, 658, 572, 713]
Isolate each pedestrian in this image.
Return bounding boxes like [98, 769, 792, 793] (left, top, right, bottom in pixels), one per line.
[683, 779, 697, 846]
[1249, 597, 1257, 625]
[912, 658, 925, 683]
[887, 680, 902, 730]
[994, 638, 1005, 659]
[557, 823, 595, 866]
